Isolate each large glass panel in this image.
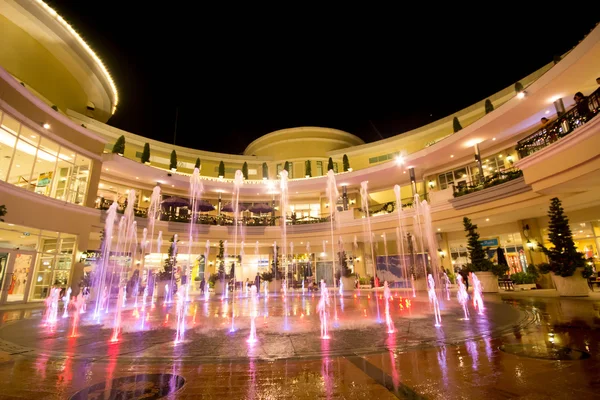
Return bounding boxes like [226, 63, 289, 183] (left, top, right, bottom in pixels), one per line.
[0, 124, 16, 181]
[6, 138, 37, 190]
[7, 253, 32, 302]
[31, 233, 59, 300]
[316, 161, 323, 176]
[31, 148, 57, 197]
[0, 253, 9, 299]
[68, 154, 90, 205]
[54, 152, 74, 201]
[0, 114, 20, 135]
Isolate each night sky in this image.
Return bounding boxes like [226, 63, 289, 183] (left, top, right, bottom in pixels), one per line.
[46, 2, 598, 154]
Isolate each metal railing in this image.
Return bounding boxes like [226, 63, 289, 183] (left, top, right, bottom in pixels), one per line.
[452, 168, 523, 198]
[516, 88, 600, 158]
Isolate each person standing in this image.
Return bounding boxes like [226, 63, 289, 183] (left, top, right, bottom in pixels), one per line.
[254, 272, 261, 289]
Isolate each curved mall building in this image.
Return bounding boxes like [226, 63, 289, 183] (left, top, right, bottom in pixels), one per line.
[1, 0, 600, 305]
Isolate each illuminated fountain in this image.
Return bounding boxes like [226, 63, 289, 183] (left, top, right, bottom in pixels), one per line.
[187, 167, 204, 302]
[93, 202, 118, 318]
[231, 170, 244, 332]
[383, 281, 395, 334]
[360, 180, 380, 322]
[279, 170, 289, 292]
[427, 274, 442, 327]
[70, 293, 85, 337]
[247, 285, 258, 344]
[456, 275, 470, 320]
[443, 272, 451, 301]
[43, 287, 60, 327]
[393, 185, 410, 291]
[471, 273, 484, 314]
[204, 240, 210, 302]
[62, 287, 72, 318]
[174, 285, 187, 344]
[317, 280, 331, 339]
[110, 286, 124, 342]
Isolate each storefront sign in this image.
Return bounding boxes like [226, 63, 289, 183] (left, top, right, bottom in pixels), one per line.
[478, 238, 499, 247]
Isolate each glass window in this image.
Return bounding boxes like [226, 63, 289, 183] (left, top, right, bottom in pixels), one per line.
[316, 161, 323, 176]
[288, 162, 294, 179]
[0, 121, 17, 182]
[276, 164, 282, 177]
[68, 154, 90, 205]
[7, 138, 37, 191]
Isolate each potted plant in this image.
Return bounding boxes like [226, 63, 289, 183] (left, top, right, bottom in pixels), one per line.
[112, 135, 125, 156]
[218, 161, 225, 178]
[342, 154, 350, 172]
[242, 162, 249, 179]
[156, 235, 178, 298]
[327, 157, 334, 172]
[539, 198, 591, 296]
[463, 217, 508, 292]
[141, 143, 151, 164]
[511, 266, 539, 290]
[169, 150, 177, 171]
[260, 271, 273, 292]
[194, 157, 201, 171]
[358, 275, 372, 289]
[453, 117, 462, 133]
[336, 251, 355, 291]
[484, 99, 494, 114]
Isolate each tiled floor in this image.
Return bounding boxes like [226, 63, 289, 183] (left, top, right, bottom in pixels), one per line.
[0, 291, 598, 399]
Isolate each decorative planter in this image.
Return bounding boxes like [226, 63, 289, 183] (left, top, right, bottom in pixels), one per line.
[144, 162, 151, 166]
[551, 270, 589, 297]
[413, 278, 428, 291]
[269, 279, 282, 293]
[514, 283, 537, 291]
[472, 271, 499, 293]
[341, 276, 355, 291]
[171, 168, 177, 172]
[536, 273, 555, 289]
[214, 280, 227, 295]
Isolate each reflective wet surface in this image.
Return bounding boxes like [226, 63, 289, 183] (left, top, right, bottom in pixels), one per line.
[0, 291, 599, 399]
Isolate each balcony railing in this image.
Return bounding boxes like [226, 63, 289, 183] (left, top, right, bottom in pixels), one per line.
[516, 87, 600, 158]
[453, 169, 523, 198]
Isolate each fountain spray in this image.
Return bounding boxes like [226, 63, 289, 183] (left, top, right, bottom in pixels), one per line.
[230, 170, 244, 332]
[360, 181, 380, 322]
[427, 274, 442, 327]
[393, 185, 410, 292]
[279, 170, 289, 293]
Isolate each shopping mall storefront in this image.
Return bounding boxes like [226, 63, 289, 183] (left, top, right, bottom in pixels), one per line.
[0, 221, 77, 304]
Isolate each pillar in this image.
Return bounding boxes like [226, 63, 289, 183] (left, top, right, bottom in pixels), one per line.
[474, 143, 485, 184]
[554, 98, 566, 117]
[342, 185, 349, 210]
[409, 167, 417, 196]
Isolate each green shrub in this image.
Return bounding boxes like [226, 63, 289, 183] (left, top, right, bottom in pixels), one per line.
[112, 135, 125, 154]
[169, 150, 177, 170]
[141, 143, 150, 163]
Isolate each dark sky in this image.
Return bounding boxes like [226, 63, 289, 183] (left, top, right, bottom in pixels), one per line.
[46, 2, 598, 154]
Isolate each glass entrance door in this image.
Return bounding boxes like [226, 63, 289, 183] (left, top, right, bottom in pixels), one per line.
[0, 250, 35, 303]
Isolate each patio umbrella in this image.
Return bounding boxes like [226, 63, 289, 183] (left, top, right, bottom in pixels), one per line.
[196, 199, 215, 212]
[161, 196, 189, 208]
[221, 202, 248, 212]
[249, 203, 273, 213]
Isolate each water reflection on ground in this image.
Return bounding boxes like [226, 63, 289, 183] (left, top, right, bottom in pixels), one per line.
[0, 293, 598, 399]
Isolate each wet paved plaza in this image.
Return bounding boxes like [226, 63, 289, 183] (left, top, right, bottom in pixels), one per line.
[0, 290, 599, 399]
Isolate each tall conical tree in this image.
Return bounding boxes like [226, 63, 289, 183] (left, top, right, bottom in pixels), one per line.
[484, 99, 494, 114]
[514, 82, 524, 93]
[262, 162, 268, 180]
[169, 150, 177, 170]
[342, 154, 350, 172]
[463, 217, 493, 272]
[327, 157, 334, 172]
[305, 160, 312, 177]
[453, 117, 462, 133]
[541, 197, 586, 277]
[242, 162, 249, 179]
[194, 157, 201, 170]
[112, 135, 125, 155]
[141, 143, 150, 163]
[218, 161, 225, 178]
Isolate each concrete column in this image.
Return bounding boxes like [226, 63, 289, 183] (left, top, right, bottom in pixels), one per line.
[474, 143, 485, 184]
[554, 98, 566, 117]
[342, 186, 348, 210]
[409, 168, 417, 196]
